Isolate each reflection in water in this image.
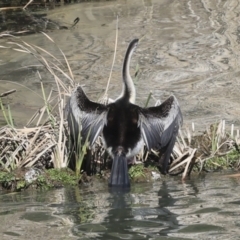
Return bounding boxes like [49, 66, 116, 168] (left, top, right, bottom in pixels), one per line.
[100, 191, 135, 239]
[70, 183, 183, 239]
[2, 174, 240, 239]
[157, 181, 180, 236]
[1, 0, 240, 130]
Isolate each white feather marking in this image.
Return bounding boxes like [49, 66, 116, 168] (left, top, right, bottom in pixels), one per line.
[126, 138, 144, 158]
[107, 146, 113, 158]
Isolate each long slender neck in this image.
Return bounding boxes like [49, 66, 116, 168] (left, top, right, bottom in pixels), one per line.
[120, 39, 138, 104]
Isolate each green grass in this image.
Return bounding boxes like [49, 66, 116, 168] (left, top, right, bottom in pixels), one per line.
[129, 164, 146, 179]
[0, 168, 79, 192]
[203, 149, 240, 171]
[0, 97, 14, 127]
[35, 168, 79, 190]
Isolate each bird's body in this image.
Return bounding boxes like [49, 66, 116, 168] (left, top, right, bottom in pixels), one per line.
[102, 98, 143, 159]
[66, 39, 183, 187]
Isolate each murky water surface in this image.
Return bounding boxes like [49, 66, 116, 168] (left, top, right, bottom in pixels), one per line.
[1, 0, 240, 129]
[1, 174, 240, 239]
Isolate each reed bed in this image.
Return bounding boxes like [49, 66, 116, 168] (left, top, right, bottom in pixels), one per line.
[169, 120, 240, 178]
[0, 32, 72, 174]
[0, 33, 240, 187]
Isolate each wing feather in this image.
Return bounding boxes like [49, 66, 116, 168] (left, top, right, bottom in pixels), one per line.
[138, 95, 182, 173]
[66, 86, 108, 146]
[138, 95, 182, 151]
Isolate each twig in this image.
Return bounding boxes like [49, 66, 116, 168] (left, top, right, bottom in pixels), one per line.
[0, 80, 43, 99]
[231, 124, 234, 138]
[25, 144, 56, 168]
[178, 129, 187, 149]
[192, 122, 195, 133]
[144, 91, 152, 108]
[0, 7, 22, 10]
[170, 150, 189, 168]
[182, 149, 197, 180]
[0, 89, 16, 97]
[169, 148, 196, 173]
[99, 15, 119, 103]
[26, 108, 42, 127]
[23, 0, 33, 10]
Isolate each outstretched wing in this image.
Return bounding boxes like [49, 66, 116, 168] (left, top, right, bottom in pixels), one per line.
[66, 86, 108, 146]
[138, 95, 182, 151]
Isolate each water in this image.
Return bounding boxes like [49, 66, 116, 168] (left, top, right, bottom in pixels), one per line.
[1, 173, 240, 239]
[1, 0, 240, 130]
[1, 1, 240, 238]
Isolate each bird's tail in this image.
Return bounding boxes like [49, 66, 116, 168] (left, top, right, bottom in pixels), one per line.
[109, 155, 130, 188]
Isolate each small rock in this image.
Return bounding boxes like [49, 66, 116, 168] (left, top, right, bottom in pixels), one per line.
[151, 171, 161, 180]
[25, 168, 42, 183]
